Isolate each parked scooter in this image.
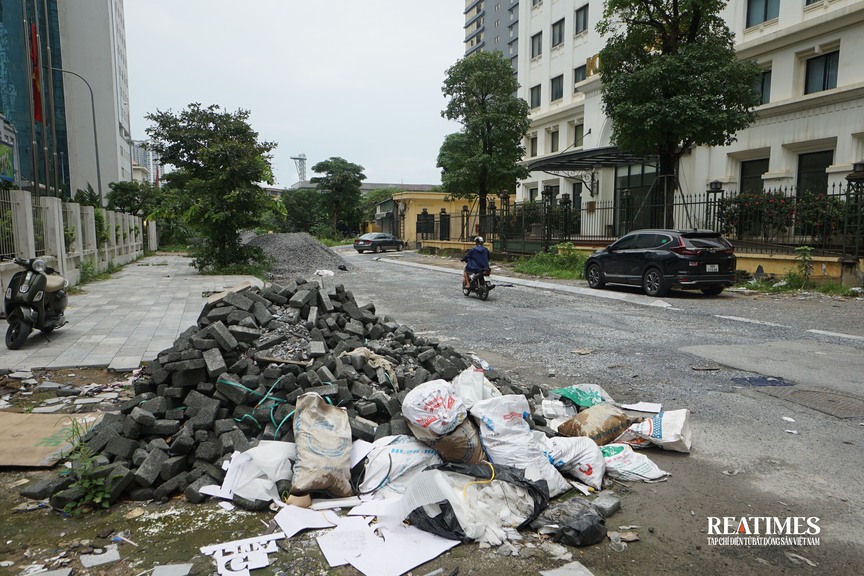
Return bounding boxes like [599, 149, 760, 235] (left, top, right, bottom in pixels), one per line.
[3, 257, 68, 349]
[462, 267, 495, 301]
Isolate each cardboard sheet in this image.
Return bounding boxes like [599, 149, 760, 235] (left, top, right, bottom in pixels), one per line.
[349, 524, 460, 576]
[0, 412, 103, 467]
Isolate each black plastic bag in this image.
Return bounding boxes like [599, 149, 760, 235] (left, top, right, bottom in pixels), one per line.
[529, 497, 607, 547]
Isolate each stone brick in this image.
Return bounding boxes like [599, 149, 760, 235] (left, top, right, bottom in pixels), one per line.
[130, 406, 157, 428]
[349, 416, 378, 442]
[154, 473, 187, 500]
[317, 290, 335, 313]
[228, 325, 260, 343]
[289, 289, 313, 308]
[133, 449, 169, 487]
[195, 440, 222, 463]
[171, 367, 207, 388]
[223, 291, 255, 312]
[161, 455, 189, 481]
[213, 377, 252, 405]
[208, 321, 239, 351]
[140, 396, 170, 417]
[253, 302, 274, 326]
[122, 417, 142, 440]
[203, 348, 227, 378]
[219, 429, 251, 454]
[120, 393, 156, 415]
[256, 333, 287, 351]
[50, 486, 87, 510]
[104, 436, 138, 459]
[145, 420, 181, 435]
[307, 341, 327, 357]
[191, 336, 221, 350]
[20, 476, 73, 500]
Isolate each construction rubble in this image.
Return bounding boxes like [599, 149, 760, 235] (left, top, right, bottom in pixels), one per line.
[15, 277, 693, 576]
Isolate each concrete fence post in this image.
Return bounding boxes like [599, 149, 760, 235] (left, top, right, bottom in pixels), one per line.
[11, 189, 35, 258]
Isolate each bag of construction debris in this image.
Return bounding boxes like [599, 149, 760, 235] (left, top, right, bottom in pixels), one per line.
[541, 434, 606, 490]
[550, 384, 614, 409]
[357, 435, 442, 498]
[529, 497, 608, 547]
[601, 443, 670, 482]
[614, 409, 692, 453]
[557, 403, 636, 446]
[291, 393, 353, 498]
[428, 418, 486, 464]
[403, 380, 467, 441]
[451, 367, 500, 409]
[470, 395, 572, 497]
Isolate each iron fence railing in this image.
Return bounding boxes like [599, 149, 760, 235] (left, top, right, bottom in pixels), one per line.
[0, 189, 14, 259]
[418, 183, 864, 257]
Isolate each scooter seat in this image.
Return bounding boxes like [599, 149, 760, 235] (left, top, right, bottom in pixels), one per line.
[45, 274, 66, 292]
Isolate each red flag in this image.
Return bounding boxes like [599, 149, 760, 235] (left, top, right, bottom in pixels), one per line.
[30, 24, 43, 122]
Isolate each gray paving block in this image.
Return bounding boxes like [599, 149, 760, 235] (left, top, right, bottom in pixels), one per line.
[104, 435, 138, 459]
[208, 321, 238, 351]
[203, 347, 227, 378]
[130, 406, 157, 427]
[161, 455, 189, 481]
[134, 448, 169, 487]
[223, 291, 255, 311]
[184, 473, 216, 504]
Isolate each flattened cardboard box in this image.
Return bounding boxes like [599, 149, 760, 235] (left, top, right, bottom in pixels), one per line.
[0, 412, 103, 467]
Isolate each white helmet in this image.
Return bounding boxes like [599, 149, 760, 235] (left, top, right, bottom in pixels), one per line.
[474, 236, 485, 244]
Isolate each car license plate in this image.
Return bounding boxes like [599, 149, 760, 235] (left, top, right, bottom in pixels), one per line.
[706, 264, 719, 272]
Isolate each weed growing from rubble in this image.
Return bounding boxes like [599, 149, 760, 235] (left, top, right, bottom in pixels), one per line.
[60, 418, 114, 515]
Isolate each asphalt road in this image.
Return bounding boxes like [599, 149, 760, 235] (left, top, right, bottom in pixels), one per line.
[332, 246, 864, 574]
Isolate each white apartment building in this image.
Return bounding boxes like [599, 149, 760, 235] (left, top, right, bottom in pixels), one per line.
[59, 0, 131, 202]
[517, 0, 864, 232]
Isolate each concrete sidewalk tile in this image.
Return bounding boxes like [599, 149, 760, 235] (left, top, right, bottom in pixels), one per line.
[109, 356, 142, 371]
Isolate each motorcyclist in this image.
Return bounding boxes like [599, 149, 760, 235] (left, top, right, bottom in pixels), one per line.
[461, 236, 490, 288]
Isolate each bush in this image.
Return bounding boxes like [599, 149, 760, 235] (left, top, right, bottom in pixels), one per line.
[513, 245, 587, 279]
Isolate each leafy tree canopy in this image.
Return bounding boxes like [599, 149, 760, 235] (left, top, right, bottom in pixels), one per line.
[437, 51, 531, 220]
[359, 188, 397, 222]
[310, 157, 366, 236]
[598, 0, 761, 176]
[282, 187, 326, 233]
[145, 103, 276, 271]
[107, 180, 158, 217]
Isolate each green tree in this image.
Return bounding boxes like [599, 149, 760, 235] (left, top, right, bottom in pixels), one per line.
[437, 51, 531, 233]
[282, 187, 325, 233]
[598, 0, 761, 227]
[107, 180, 158, 216]
[145, 103, 276, 271]
[310, 157, 366, 236]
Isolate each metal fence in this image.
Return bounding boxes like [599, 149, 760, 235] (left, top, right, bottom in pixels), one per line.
[419, 183, 864, 258]
[0, 189, 13, 259]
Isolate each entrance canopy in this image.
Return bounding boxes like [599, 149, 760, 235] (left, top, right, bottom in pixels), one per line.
[525, 146, 656, 174]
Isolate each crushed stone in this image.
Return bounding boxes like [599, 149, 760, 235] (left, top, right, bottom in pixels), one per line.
[246, 233, 351, 279]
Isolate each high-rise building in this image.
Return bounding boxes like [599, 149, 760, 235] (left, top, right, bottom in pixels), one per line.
[464, 1, 520, 73]
[0, 0, 70, 195]
[59, 0, 131, 203]
[516, 0, 864, 235]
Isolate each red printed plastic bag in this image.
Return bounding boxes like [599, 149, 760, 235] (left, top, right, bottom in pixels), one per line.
[403, 379, 467, 440]
[543, 435, 606, 490]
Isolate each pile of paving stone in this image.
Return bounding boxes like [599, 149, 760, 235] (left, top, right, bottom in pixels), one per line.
[28, 277, 536, 511]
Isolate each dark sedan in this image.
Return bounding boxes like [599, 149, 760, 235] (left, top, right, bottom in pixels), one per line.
[584, 229, 737, 297]
[353, 232, 405, 253]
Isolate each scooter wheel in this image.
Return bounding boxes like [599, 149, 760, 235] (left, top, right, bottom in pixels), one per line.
[478, 285, 489, 301]
[6, 319, 32, 350]
[462, 285, 471, 297]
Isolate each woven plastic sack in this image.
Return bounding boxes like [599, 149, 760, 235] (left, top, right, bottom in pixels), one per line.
[291, 393, 353, 497]
[358, 435, 442, 498]
[542, 434, 606, 490]
[452, 367, 501, 409]
[615, 409, 692, 453]
[557, 403, 635, 446]
[471, 395, 571, 497]
[601, 443, 669, 482]
[403, 380, 466, 441]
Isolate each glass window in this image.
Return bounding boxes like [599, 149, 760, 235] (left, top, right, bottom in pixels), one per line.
[746, 0, 779, 27]
[805, 51, 839, 94]
[530, 84, 541, 108]
[532, 0, 541, 6]
[805, 0, 820, 5]
[754, 69, 771, 104]
[574, 5, 589, 34]
[529, 136, 538, 157]
[574, 123, 584, 146]
[634, 234, 658, 249]
[529, 187, 538, 202]
[574, 65, 587, 86]
[550, 130, 559, 153]
[551, 75, 563, 101]
[531, 32, 543, 58]
[552, 19, 565, 47]
[740, 158, 769, 193]
[797, 150, 833, 194]
[611, 234, 638, 250]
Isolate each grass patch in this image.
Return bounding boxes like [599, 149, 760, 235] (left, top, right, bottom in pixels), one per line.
[512, 250, 587, 280]
[151, 244, 192, 254]
[78, 260, 122, 285]
[740, 274, 860, 297]
[316, 236, 353, 247]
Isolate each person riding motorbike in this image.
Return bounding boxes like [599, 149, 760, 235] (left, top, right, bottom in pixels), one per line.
[461, 236, 490, 288]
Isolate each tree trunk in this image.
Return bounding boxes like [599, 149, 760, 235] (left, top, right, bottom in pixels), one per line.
[658, 152, 677, 229]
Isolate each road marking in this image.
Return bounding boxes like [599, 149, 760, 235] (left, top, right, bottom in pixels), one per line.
[715, 315, 792, 328]
[807, 329, 864, 341]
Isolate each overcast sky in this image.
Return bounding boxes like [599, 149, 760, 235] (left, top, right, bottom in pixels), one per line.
[125, 1, 466, 187]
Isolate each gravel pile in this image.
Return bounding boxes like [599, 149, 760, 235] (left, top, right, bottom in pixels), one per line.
[247, 233, 350, 279]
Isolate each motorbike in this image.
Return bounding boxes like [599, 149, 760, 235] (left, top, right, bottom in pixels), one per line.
[3, 257, 68, 349]
[462, 267, 495, 301]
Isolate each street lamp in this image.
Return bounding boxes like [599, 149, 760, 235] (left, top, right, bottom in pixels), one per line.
[53, 67, 102, 201]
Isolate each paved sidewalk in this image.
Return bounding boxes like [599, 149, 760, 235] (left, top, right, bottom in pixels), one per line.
[1, 255, 262, 372]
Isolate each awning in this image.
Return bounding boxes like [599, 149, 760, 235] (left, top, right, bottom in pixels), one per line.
[525, 146, 656, 174]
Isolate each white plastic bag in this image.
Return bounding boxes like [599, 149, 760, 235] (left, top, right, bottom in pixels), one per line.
[542, 434, 606, 490]
[600, 443, 669, 482]
[615, 409, 692, 453]
[360, 435, 442, 498]
[470, 395, 571, 497]
[402, 380, 467, 439]
[452, 368, 500, 409]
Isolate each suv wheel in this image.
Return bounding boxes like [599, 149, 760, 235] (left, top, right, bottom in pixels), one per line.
[586, 263, 605, 289]
[642, 267, 669, 297]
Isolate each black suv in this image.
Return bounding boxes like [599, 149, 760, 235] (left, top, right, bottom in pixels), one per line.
[584, 229, 737, 297]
